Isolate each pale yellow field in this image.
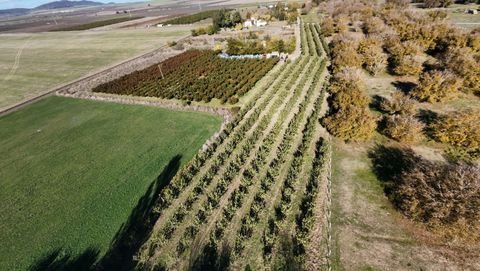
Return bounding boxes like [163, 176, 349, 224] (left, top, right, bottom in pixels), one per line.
[0, 26, 193, 111]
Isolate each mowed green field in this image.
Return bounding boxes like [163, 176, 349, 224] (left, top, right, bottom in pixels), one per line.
[0, 26, 193, 111]
[0, 96, 222, 270]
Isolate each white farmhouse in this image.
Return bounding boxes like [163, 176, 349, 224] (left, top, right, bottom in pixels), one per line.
[244, 18, 268, 28]
[244, 20, 254, 28]
[255, 19, 267, 27]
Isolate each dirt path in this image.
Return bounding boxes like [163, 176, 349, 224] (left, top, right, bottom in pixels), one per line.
[3, 35, 32, 82]
[305, 90, 332, 270]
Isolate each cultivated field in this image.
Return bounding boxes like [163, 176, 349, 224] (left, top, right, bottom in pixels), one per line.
[0, 27, 194, 111]
[134, 21, 332, 270]
[93, 50, 278, 104]
[0, 96, 222, 271]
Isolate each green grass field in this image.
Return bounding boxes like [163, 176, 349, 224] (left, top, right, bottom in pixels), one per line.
[0, 27, 193, 111]
[0, 96, 222, 271]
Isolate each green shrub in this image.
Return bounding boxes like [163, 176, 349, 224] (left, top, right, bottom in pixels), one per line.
[383, 115, 424, 143]
[330, 37, 362, 72]
[321, 17, 335, 36]
[379, 92, 417, 116]
[391, 54, 423, 76]
[411, 70, 462, 103]
[329, 68, 364, 94]
[331, 87, 370, 111]
[443, 48, 480, 93]
[323, 105, 377, 141]
[430, 110, 480, 160]
[358, 38, 387, 75]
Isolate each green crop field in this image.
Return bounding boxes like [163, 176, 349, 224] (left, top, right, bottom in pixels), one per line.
[0, 96, 222, 271]
[0, 26, 194, 111]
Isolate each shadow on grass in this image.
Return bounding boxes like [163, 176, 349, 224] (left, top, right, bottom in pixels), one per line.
[188, 240, 232, 271]
[29, 248, 100, 271]
[370, 94, 391, 115]
[367, 145, 420, 196]
[392, 81, 416, 95]
[28, 155, 182, 271]
[417, 109, 439, 139]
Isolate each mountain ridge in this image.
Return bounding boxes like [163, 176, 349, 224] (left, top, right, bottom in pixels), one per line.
[0, 0, 105, 15]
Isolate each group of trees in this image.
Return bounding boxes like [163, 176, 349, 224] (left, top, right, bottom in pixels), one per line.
[322, 0, 480, 99]
[93, 50, 278, 104]
[226, 36, 296, 55]
[323, 69, 377, 141]
[379, 92, 424, 143]
[381, 7, 480, 95]
[319, 0, 480, 147]
[270, 2, 300, 24]
[188, 9, 243, 36]
[411, 69, 463, 102]
[371, 145, 480, 237]
[430, 110, 480, 160]
[212, 9, 243, 32]
[319, 0, 480, 240]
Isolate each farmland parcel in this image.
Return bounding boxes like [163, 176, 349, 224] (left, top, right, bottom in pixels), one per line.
[0, 96, 222, 270]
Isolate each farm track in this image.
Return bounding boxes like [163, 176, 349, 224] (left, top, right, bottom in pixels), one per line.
[3, 35, 32, 81]
[137, 21, 332, 270]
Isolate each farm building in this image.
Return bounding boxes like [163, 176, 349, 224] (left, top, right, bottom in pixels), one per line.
[243, 18, 268, 28]
[466, 9, 478, 15]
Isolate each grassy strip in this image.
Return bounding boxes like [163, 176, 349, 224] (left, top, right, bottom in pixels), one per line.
[52, 16, 144, 31]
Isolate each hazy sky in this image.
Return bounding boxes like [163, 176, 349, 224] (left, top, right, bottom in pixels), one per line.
[0, 0, 144, 9]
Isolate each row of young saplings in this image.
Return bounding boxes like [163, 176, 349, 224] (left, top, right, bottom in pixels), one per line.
[217, 58, 325, 267]
[303, 23, 321, 57]
[137, 55, 302, 267]
[135, 54, 276, 102]
[165, 56, 316, 268]
[149, 54, 321, 268]
[190, 20, 329, 269]
[172, 56, 318, 264]
[95, 50, 278, 104]
[301, 21, 330, 58]
[310, 23, 327, 57]
[136, 18, 329, 268]
[255, 69, 328, 269]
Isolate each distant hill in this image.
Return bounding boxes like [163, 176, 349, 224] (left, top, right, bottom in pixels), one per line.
[0, 1, 105, 16]
[35, 0, 104, 10]
[0, 8, 30, 16]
